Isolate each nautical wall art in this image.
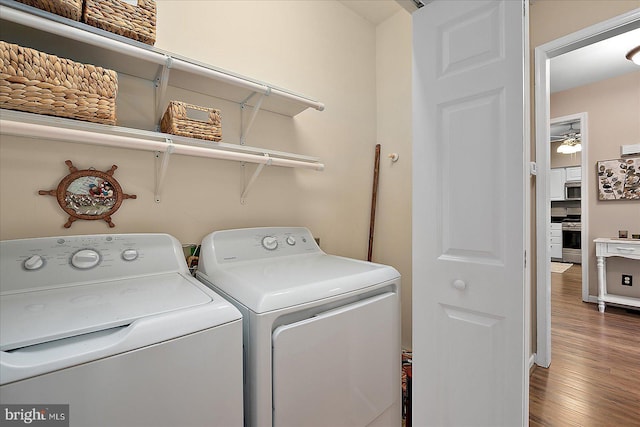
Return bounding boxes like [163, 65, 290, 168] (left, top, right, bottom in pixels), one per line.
[596, 157, 640, 201]
[39, 160, 137, 228]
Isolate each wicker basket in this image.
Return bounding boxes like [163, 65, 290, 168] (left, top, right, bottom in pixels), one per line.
[83, 0, 156, 46]
[0, 41, 118, 125]
[15, 0, 83, 21]
[161, 101, 222, 142]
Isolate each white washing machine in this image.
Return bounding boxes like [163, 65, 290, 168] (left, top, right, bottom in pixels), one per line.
[196, 227, 401, 427]
[0, 233, 243, 427]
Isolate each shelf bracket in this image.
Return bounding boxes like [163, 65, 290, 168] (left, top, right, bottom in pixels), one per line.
[240, 87, 271, 145]
[155, 56, 173, 130]
[154, 138, 174, 203]
[240, 153, 271, 204]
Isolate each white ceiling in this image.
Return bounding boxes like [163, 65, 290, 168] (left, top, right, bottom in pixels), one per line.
[338, 1, 640, 94]
[338, 0, 403, 25]
[550, 28, 640, 93]
[550, 121, 580, 141]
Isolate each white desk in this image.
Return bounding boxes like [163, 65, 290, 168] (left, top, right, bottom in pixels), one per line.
[594, 238, 640, 313]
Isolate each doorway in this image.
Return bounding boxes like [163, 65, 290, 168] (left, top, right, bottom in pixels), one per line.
[534, 10, 640, 368]
[549, 113, 587, 302]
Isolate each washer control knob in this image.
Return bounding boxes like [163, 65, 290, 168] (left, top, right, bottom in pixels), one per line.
[285, 236, 296, 246]
[262, 236, 278, 251]
[24, 255, 44, 270]
[122, 249, 139, 261]
[72, 249, 100, 269]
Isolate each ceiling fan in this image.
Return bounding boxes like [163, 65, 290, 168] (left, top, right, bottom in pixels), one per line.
[551, 123, 581, 154]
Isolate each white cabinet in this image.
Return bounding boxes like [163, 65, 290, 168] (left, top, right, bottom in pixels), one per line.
[550, 166, 581, 202]
[565, 166, 582, 182]
[550, 168, 566, 201]
[551, 166, 581, 200]
[550, 223, 563, 260]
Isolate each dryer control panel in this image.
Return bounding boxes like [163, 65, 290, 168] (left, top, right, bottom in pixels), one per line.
[0, 234, 186, 293]
[204, 227, 322, 264]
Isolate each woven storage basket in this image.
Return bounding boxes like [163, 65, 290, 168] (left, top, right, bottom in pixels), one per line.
[83, 0, 156, 46]
[15, 0, 83, 21]
[161, 101, 222, 142]
[0, 41, 118, 125]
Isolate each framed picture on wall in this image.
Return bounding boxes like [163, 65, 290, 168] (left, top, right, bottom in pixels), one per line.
[596, 157, 640, 200]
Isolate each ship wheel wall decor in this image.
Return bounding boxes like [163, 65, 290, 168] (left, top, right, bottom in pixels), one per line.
[39, 160, 137, 228]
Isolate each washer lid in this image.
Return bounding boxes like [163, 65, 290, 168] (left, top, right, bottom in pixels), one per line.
[0, 273, 212, 351]
[199, 253, 399, 313]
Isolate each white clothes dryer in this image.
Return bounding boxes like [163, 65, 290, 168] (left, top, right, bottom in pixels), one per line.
[1, 233, 243, 427]
[196, 227, 401, 427]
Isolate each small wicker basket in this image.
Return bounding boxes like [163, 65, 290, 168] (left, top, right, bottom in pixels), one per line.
[161, 101, 222, 142]
[0, 41, 118, 125]
[83, 0, 157, 46]
[15, 0, 83, 21]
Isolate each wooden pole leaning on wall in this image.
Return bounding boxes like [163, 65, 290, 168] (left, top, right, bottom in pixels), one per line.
[368, 144, 381, 262]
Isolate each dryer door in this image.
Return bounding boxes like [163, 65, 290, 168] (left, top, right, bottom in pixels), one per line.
[272, 292, 400, 427]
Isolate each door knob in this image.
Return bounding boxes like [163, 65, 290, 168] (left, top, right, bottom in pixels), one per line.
[452, 279, 467, 290]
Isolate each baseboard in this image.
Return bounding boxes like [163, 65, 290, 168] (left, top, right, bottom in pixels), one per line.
[529, 353, 536, 372]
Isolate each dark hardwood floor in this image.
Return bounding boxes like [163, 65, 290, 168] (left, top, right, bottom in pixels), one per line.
[529, 265, 640, 426]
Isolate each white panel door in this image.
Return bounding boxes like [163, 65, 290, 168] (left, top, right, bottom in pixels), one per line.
[272, 293, 400, 427]
[412, 1, 529, 426]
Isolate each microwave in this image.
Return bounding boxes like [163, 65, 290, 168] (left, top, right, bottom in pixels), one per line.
[565, 182, 581, 200]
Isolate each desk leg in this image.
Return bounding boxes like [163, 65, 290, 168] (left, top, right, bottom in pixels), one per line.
[596, 256, 606, 313]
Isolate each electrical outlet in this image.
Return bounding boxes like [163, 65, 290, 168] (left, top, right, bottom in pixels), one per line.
[622, 274, 633, 286]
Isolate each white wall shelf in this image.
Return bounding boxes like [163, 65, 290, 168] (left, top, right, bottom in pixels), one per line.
[0, 110, 325, 202]
[0, 1, 325, 117]
[0, 1, 325, 202]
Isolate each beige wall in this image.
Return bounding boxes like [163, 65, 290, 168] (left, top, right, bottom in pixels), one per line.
[0, 1, 378, 252]
[529, 0, 640, 356]
[375, 10, 413, 349]
[551, 72, 640, 298]
[0, 2, 414, 348]
[530, 0, 640, 47]
[2, 0, 636, 355]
